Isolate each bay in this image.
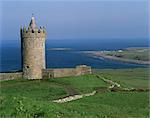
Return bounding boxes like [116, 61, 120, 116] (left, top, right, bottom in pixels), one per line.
[0, 39, 149, 72]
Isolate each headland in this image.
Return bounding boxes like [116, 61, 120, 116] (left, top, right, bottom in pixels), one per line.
[83, 47, 150, 65]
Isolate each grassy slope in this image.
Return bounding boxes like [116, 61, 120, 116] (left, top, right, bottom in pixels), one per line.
[93, 68, 150, 88]
[49, 74, 107, 94]
[0, 69, 149, 118]
[64, 92, 149, 118]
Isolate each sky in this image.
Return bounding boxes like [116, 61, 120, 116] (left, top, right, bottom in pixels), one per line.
[0, 0, 149, 42]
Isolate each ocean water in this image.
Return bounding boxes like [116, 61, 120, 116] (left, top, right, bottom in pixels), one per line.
[0, 39, 149, 72]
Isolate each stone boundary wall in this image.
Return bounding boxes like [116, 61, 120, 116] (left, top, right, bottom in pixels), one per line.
[42, 65, 92, 79]
[53, 68, 76, 78]
[0, 72, 23, 81]
[0, 65, 91, 80]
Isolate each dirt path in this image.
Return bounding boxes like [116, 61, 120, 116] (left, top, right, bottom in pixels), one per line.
[53, 75, 150, 103]
[62, 85, 78, 96]
[50, 82, 78, 96]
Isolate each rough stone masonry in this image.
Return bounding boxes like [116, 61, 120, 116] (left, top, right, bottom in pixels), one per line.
[20, 16, 46, 79]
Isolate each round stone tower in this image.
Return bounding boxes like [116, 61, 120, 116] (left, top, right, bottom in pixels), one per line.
[20, 16, 46, 79]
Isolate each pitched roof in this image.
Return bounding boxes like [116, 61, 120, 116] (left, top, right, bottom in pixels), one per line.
[29, 16, 37, 29]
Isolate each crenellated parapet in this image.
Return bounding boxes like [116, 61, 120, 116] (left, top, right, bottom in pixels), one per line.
[20, 26, 46, 38]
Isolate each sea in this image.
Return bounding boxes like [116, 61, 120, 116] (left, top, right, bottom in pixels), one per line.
[0, 39, 149, 72]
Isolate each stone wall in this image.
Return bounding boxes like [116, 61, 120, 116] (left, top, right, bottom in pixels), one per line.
[42, 69, 54, 78]
[76, 65, 92, 76]
[0, 65, 92, 80]
[0, 72, 22, 81]
[43, 65, 92, 79]
[53, 68, 76, 78]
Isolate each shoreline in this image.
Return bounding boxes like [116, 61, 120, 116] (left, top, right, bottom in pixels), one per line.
[47, 48, 73, 51]
[84, 51, 150, 65]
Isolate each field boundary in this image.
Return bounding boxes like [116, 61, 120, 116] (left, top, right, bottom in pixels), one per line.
[96, 75, 150, 92]
[53, 91, 96, 103]
[52, 74, 150, 103]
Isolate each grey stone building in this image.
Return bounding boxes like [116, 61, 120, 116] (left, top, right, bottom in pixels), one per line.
[0, 16, 92, 80]
[20, 16, 46, 79]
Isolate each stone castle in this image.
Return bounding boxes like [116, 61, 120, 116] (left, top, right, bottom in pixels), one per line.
[0, 16, 91, 80]
[21, 16, 46, 79]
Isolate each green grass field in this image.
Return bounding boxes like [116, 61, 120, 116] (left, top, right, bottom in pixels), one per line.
[93, 68, 150, 88]
[0, 68, 149, 118]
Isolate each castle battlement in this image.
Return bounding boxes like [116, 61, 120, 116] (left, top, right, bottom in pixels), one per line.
[21, 27, 46, 38]
[21, 27, 46, 34]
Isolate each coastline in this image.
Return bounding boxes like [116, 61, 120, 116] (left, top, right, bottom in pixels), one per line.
[47, 48, 73, 51]
[84, 51, 150, 65]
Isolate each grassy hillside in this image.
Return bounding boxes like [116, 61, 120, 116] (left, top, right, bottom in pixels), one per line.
[49, 74, 108, 94]
[93, 68, 149, 88]
[0, 68, 149, 118]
